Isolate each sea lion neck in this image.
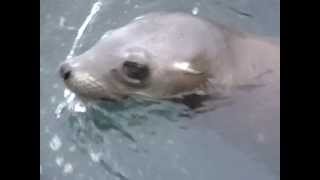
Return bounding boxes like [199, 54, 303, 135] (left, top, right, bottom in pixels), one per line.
[227, 33, 280, 87]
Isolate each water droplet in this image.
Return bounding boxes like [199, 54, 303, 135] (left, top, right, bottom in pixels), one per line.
[134, 15, 144, 21]
[167, 139, 174, 144]
[89, 150, 102, 163]
[257, 133, 266, 143]
[74, 102, 86, 112]
[44, 126, 50, 133]
[52, 83, 59, 89]
[55, 102, 66, 119]
[180, 167, 189, 175]
[49, 135, 62, 151]
[128, 143, 138, 151]
[64, 89, 71, 98]
[59, 16, 66, 28]
[55, 156, 64, 167]
[192, 7, 199, 15]
[50, 96, 56, 104]
[68, 145, 76, 152]
[66, 26, 77, 31]
[138, 169, 143, 176]
[63, 163, 73, 174]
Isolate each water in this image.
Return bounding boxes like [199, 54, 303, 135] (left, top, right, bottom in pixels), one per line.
[40, 0, 280, 180]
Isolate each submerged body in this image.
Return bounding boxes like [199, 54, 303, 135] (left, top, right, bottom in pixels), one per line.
[59, 12, 279, 102]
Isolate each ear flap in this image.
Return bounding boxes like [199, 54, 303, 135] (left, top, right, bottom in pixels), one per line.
[173, 62, 204, 75]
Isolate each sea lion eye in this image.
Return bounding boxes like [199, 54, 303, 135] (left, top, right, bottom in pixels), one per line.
[122, 60, 149, 80]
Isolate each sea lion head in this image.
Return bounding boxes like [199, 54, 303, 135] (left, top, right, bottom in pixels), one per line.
[59, 13, 230, 102]
[60, 36, 208, 102]
[59, 44, 208, 101]
[59, 13, 279, 103]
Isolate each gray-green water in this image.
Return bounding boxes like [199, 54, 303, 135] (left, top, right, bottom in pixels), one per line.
[40, 0, 280, 180]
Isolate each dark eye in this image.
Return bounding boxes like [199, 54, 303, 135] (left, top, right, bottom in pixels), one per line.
[122, 61, 149, 80]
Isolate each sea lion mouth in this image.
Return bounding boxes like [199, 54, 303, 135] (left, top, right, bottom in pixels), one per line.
[64, 72, 109, 99]
[99, 97, 120, 102]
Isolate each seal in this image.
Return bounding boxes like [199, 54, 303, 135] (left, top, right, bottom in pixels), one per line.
[59, 12, 279, 102]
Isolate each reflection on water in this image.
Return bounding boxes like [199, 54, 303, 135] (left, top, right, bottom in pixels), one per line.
[65, 98, 192, 180]
[40, 0, 279, 180]
[61, 96, 191, 144]
[50, 84, 279, 180]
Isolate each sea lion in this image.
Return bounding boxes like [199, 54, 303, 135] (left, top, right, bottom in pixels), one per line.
[59, 12, 279, 103]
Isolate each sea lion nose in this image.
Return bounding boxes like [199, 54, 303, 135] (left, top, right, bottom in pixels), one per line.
[59, 62, 72, 80]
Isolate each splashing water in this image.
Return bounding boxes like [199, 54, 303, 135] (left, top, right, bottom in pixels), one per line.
[56, 1, 103, 119]
[66, 1, 103, 60]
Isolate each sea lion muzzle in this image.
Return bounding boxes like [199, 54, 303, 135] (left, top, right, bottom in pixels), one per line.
[59, 62, 72, 80]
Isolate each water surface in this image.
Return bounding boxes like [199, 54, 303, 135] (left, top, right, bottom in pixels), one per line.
[40, 0, 280, 179]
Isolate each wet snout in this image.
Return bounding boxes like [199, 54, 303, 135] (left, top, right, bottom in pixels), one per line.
[59, 62, 73, 80]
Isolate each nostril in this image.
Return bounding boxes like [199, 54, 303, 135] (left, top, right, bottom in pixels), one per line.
[59, 63, 72, 80]
[63, 70, 71, 80]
